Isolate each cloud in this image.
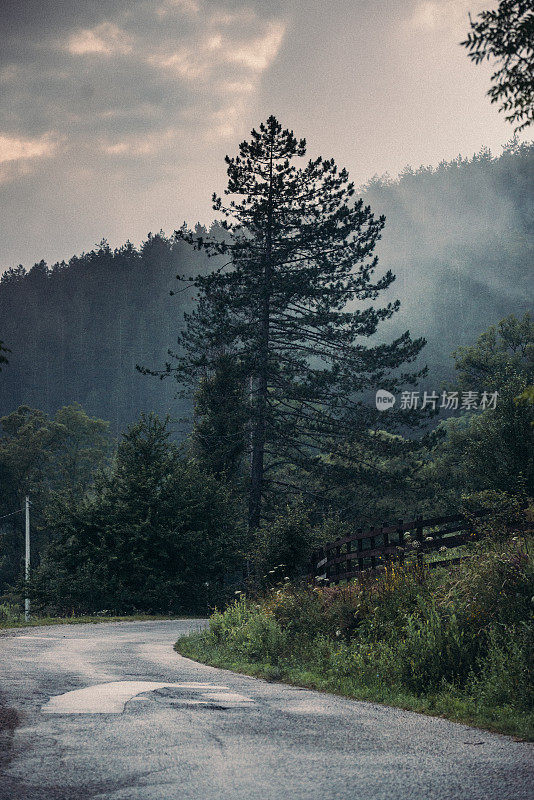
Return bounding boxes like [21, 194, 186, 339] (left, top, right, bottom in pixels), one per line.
[223, 22, 286, 72]
[0, 132, 58, 164]
[66, 22, 133, 55]
[0, 0, 290, 265]
[148, 19, 286, 81]
[222, 80, 255, 95]
[100, 128, 180, 156]
[149, 48, 208, 80]
[156, 0, 200, 16]
[208, 7, 259, 26]
[145, 12, 286, 137]
[0, 1, 287, 176]
[0, 132, 60, 186]
[205, 100, 248, 141]
[409, 0, 486, 31]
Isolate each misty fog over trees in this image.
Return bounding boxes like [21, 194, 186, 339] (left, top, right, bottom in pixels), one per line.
[0, 141, 531, 434]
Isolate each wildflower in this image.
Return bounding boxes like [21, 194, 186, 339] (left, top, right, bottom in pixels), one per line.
[336, 629, 342, 637]
[439, 546, 447, 553]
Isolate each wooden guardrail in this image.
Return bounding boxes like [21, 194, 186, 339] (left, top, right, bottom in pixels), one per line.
[307, 512, 478, 585]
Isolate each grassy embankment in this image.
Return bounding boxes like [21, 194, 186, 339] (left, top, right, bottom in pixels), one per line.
[176, 535, 534, 740]
[0, 605, 192, 631]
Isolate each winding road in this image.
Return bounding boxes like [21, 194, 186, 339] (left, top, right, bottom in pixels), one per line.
[0, 620, 532, 799]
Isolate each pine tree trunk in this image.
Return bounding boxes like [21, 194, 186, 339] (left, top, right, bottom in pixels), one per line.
[248, 135, 274, 532]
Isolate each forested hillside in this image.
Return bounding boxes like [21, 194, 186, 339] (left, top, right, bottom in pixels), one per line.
[0, 142, 532, 433]
[0, 231, 211, 434]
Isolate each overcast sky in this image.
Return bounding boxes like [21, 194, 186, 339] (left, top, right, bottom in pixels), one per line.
[0, 0, 527, 270]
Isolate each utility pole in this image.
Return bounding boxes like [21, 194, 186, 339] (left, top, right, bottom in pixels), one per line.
[25, 495, 30, 622]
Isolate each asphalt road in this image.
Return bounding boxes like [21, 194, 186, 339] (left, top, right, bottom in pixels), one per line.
[0, 620, 532, 800]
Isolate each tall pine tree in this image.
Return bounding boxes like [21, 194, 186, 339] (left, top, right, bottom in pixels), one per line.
[167, 117, 425, 531]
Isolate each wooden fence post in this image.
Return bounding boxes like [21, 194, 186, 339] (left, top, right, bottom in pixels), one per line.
[369, 526, 376, 570]
[382, 521, 389, 568]
[335, 538, 342, 584]
[357, 529, 363, 573]
[416, 516, 424, 571]
[347, 534, 353, 577]
[325, 543, 332, 583]
[397, 519, 404, 564]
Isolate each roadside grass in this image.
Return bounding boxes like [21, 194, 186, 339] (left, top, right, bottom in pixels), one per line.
[175, 534, 534, 741]
[0, 608, 196, 631]
[176, 633, 533, 740]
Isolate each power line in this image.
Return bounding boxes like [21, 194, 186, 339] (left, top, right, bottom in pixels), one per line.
[0, 499, 34, 520]
[0, 508, 23, 520]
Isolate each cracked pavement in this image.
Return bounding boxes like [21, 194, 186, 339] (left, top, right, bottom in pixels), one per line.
[0, 620, 532, 799]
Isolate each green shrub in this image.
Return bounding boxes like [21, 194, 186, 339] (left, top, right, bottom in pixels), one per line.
[468, 623, 533, 710]
[0, 602, 22, 623]
[253, 502, 316, 582]
[209, 597, 287, 664]
[380, 603, 471, 691]
[461, 489, 526, 538]
[436, 536, 533, 634]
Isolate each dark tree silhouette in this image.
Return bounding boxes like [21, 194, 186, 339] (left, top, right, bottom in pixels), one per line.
[169, 117, 425, 531]
[30, 414, 243, 614]
[462, 1, 534, 131]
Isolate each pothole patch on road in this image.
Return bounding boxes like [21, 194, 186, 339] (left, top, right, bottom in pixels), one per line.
[150, 687, 255, 711]
[162, 700, 230, 710]
[41, 681, 254, 714]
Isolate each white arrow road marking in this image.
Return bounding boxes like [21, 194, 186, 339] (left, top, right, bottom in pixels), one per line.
[41, 681, 253, 714]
